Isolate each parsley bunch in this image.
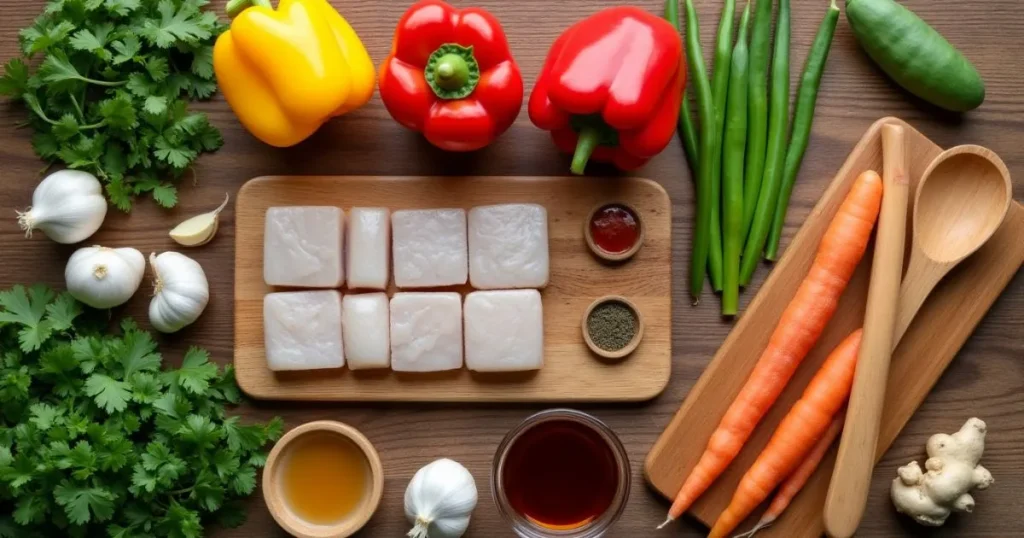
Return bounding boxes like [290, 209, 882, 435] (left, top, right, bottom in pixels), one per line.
[0, 285, 282, 538]
[0, 0, 226, 211]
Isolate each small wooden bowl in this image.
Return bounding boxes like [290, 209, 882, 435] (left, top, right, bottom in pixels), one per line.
[581, 295, 645, 360]
[263, 421, 384, 538]
[583, 202, 645, 262]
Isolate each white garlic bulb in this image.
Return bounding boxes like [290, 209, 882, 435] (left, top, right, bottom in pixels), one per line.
[65, 246, 145, 308]
[148, 252, 210, 333]
[405, 459, 478, 538]
[18, 170, 107, 244]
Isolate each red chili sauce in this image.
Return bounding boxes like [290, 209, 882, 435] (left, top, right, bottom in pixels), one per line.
[502, 419, 618, 530]
[589, 204, 640, 254]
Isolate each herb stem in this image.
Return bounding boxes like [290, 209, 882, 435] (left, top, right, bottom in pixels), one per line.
[69, 94, 85, 121]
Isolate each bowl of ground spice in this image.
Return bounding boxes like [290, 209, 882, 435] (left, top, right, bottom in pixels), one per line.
[582, 296, 645, 360]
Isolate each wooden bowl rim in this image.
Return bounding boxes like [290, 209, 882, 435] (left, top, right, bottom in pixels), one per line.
[581, 295, 645, 360]
[583, 202, 645, 262]
[262, 420, 384, 538]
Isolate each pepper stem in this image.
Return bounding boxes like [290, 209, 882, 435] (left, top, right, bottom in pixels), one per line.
[571, 127, 601, 175]
[226, 0, 271, 18]
[425, 44, 480, 100]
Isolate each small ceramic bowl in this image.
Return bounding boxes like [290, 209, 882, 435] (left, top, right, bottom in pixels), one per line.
[263, 421, 384, 538]
[581, 295, 645, 360]
[583, 202, 645, 262]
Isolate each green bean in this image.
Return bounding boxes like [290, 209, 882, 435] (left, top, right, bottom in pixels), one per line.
[740, 0, 789, 286]
[706, 0, 737, 293]
[663, 0, 700, 175]
[722, 3, 751, 316]
[742, 0, 774, 241]
[684, 0, 716, 302]
[765, 0, 840, 261]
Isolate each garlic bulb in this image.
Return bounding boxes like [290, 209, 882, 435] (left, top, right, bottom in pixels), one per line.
[405, 459, 478, 538]
[18, 170, 107, 244]
[169, 193, 230, 247]
[148, 252, 210, 333]
[65, 246, 145, 308]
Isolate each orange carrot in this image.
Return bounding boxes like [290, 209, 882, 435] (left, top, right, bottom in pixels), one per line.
[658, 170, 881, 529]
[709, 331, 863, 538]
[735, 410, 847, 538]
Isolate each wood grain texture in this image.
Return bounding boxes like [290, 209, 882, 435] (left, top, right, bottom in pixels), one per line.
[234, 176, 672, 402]
[0, 1, 1021, 536]
[645, 119, 1024, 537]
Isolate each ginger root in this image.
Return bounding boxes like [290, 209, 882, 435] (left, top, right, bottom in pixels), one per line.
[891, 417, 994, 526]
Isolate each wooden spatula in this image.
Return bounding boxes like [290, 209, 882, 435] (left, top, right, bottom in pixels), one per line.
[824, 123, 910, 537]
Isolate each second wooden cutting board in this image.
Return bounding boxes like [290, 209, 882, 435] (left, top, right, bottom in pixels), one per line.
[644, 117, 1023, 536]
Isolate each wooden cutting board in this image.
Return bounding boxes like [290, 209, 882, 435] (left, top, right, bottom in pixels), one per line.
[644, 117, 1023, 536]
[234, 176, 672, 401]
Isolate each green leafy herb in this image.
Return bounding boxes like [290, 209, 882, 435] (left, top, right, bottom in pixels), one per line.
[0, 285, 282, 537]
[0, 0, 225, 210]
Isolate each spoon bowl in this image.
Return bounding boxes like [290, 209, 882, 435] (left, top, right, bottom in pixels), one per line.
[914, 145, 1012, 265]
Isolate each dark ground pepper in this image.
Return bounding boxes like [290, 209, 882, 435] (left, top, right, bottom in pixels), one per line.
[586, 301, 638, 351]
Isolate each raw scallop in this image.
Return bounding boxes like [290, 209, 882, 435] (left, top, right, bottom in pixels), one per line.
[264, 206, 344, 288]
[342, 293, 390, 370]
[464, 290, 544, 372]
[390, 292, 463, 372]
[392, 209, 468, 288]
[347, 208, 390, 290]
[264, 290, 344, 371]
[468, 204, 549, 289]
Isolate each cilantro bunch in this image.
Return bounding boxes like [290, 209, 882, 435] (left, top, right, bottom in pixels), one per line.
[0, 0, 226, 211]
[0, 285, 282, 538]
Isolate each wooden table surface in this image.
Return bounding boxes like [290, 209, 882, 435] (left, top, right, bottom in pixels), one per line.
[1, 0, 1021, 536]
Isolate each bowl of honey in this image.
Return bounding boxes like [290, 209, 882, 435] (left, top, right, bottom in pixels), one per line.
[263, 421, 384, 538]
[491, 409, 631, 538]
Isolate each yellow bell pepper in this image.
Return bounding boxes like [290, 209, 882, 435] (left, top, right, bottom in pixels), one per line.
[213, 0, 375, 147]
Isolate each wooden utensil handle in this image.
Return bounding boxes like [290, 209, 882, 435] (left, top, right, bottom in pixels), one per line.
[824, 124, 911, 538]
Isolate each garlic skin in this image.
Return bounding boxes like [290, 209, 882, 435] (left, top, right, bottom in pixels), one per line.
[65, 246, 145, 308]
[18, 170, 107, 244]
[405, 459, 478, 538]
[148, 252, 210, 333]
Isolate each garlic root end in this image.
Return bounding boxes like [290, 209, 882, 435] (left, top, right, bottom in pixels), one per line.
[16, 209, 34, 237]
[407, 517, 432, 538]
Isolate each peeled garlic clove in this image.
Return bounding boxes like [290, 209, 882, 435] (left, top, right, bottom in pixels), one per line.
[169, 193, 229, 247]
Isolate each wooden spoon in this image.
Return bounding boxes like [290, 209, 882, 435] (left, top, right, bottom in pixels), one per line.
[823, 144, 1012, 538]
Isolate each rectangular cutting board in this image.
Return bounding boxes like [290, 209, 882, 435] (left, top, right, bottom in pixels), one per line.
[644, 117, 1024, 536]
[234, 176, 671, 401]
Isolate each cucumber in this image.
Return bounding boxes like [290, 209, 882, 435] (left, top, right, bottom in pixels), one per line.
[846, 0, 984, 111]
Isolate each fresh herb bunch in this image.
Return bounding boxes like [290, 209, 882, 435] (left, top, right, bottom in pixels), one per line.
[0, 0, 226, 211]
[0, 285, 282, 538]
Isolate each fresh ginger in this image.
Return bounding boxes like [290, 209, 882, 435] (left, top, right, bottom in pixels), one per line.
[891, 418, 994, 526]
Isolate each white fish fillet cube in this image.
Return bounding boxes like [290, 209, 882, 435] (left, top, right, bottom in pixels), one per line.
[464, 290, 544, 372]
[264, 291, 344, 371]
[392, 209, 467, 288]
[469, 204, 549, 289]
[346, 208, 390, 290]
[390, 292, 463, 372]
[264, 207, 344, 288]
[342, 293, 390, 370]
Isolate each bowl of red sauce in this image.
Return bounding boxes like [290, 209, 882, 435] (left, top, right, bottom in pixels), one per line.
[492, 409, 631, 538]
[584, 203, 644, 262]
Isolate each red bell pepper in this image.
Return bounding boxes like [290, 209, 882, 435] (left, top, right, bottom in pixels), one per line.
[379, 0, 523, 151]
[529, 7, 685, 174]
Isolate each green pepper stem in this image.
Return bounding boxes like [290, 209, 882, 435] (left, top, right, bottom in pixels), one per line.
[226, 0, 271, 17]
[434, 54, 470, 91]
[571, 127, 601, 175]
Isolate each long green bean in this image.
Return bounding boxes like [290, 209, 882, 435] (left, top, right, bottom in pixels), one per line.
[664, 0, 700, 175]
[742, 0, 774, 240]
[764, 0, 841, 261]
[740, 0, 789, 286]
[722, 3, 751, 316]
[684, 0, 716, 302]
[706, 0, 737, 293]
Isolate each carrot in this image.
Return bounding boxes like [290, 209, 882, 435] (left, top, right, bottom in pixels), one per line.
[735, 410, 847, 538]
[709, 330, 863, 538]
[658, 171, 882, 529]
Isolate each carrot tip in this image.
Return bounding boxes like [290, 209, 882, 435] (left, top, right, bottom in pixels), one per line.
[656, 516, 675, 530]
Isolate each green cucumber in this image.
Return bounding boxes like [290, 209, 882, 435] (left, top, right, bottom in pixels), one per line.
[846, 0, 984, 112]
